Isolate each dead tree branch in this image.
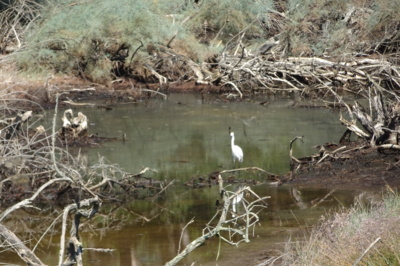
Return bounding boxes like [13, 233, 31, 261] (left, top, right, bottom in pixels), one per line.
[0, 223, 46, 266]
[0, 177, 72, 222]
[165, 176, 269, 265]
[59, 197, 101, 266]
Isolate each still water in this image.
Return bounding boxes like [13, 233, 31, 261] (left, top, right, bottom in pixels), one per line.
[2, 93, 365, 265]
[81, 93, 345, 177]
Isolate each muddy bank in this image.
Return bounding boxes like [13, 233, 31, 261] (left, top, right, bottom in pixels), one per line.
[284, 140, 400, 191]
[11, 77, 239, 113]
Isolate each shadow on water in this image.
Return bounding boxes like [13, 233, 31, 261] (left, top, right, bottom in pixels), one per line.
[0, 93, 373, 265]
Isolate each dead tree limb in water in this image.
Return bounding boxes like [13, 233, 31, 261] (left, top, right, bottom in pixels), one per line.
[219, 166, 274, 175]
[0, 223, 46, 266]
[59, 197, 101, 266]
[0, 177, 72, 222]
[165, 175, 269, 266]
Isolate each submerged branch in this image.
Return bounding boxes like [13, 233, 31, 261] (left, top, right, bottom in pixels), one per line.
[165, 177, 268, 266]
[0, 223, 46, 266]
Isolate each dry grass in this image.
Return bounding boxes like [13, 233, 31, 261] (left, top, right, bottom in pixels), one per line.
[278, 191, 400, 265]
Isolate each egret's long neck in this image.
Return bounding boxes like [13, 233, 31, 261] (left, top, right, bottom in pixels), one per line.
[231, 135, 235, 148]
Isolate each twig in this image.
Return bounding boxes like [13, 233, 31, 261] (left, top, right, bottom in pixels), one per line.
[140, 88, 168, 100]
[33, 212, 64, 252]
[177, 217, 195, 254]
[316, 146, 347, 164]
[219, 166, 274, 175]
[51, 93, 73, 181]
[0, 177, 72, 222]
[151, 180, 175, 200]
[63, 99, 96, 107]
[58, 203, 77, 266]
[165, 190, 231, 266]
[352, 237, 381, 266]
[222, 81, 243, 98]
[289, 136, 304, 164]
[58, 198, 100, 266]
[82, 248, 115, 253]
[129, 40, 144, 64]
[165, 185, 269, 266]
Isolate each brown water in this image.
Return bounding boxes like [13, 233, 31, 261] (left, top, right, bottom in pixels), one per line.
[0, 93, 367, 265]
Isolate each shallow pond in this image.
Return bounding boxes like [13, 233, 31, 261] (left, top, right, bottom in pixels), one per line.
[1, 93, 368, 265]
[81, 93, 346, 177]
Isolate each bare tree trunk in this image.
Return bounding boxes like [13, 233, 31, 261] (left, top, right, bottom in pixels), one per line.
[59, 198, 101, 266]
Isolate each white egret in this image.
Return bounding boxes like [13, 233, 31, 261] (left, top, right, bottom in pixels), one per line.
[230, 131, 243, 163]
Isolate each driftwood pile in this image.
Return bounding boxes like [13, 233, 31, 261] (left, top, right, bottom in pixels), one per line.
[289, 86, 400, 176]
[217, 53, 400, 99]
[138, 40, 400, 106]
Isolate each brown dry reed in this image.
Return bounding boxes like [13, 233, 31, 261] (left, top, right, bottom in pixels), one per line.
[279, 191, 400, 265]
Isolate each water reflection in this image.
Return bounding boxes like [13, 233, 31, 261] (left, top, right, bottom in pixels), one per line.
[81, 93, 345, 179]
[0, 93, 367, 265]
[75, 186, 360, 266]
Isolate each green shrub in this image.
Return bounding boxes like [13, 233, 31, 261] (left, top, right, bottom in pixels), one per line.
[184, 0, 274, 44]
[10, 0, 400, 83]
[14, 0, 277, 82]
[17, 0, 192, 82]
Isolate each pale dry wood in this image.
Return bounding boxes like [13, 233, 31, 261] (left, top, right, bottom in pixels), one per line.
[352, 237, 381, 266]
[222, 81, 243, 98]
[219, 166, 274, 176]
[0, 223, 46, 266]
[59, 197, 101, 266]
[63, 99, 96, 106]
[377, 144, 400, 151]
[316, 146, 347, 164]
[165, 179, 269, 266]
[144, 63, 168, 85]
[217, 51, 400, 102]
[339, 112, 370, 138]
[82, 248, 115, 253]
[165, 185, 231, 266]
[140, 88, 168, 100]
[0, 177, 72, 222]
[289, 136, 304, 164]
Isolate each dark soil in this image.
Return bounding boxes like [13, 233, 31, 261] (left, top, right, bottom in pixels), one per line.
[283, 141, 400, 191]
